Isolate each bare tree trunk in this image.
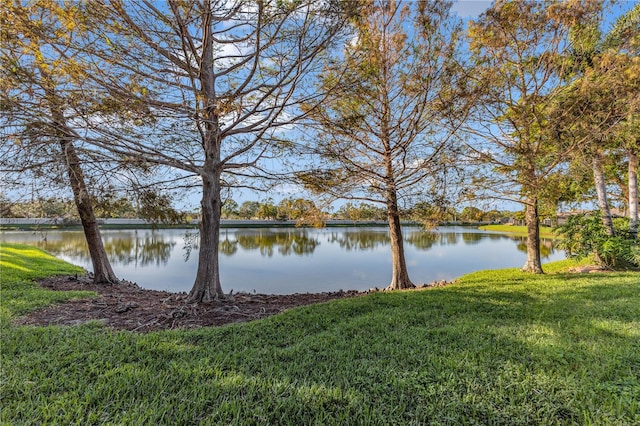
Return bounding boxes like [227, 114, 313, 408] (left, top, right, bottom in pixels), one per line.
[41, 62, 118, 284]
[629, 148, 638, 238]
[593, 152, 615, 236]
[60, 140, 119, 284]
[385, 191, 414, 290]
[187, 168, 225, 303]
[187, 5, 226, 303]
[522, 197, 543, 274]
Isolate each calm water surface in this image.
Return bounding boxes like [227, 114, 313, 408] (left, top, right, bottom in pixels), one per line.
[1, 226, 563, 294]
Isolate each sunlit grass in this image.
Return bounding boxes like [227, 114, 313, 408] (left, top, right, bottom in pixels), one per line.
[0, 243, 92, 324]
[1, 243, 84, 282]
[2, 243, 639, 424]
[478, 224, 556, 239]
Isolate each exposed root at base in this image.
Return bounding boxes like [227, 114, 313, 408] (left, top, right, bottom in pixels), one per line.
[16, 274, 363, 332]
[366, 279, 454, 293]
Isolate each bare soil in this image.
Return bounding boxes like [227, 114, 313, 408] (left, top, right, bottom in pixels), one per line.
[15, 274, 367, 332]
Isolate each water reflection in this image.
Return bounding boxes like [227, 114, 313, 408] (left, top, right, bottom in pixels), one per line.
[182, 230, 200, 261]
[405, 230, 461, 250]
[406, 230, 508, 250]
[181, 229, 322, 259]
[515, 238, 555, 257]
[5, 230, 175, 267]
[461, 232, 487, 245]
[406, 230, 555, 256]
[10, 228, 559, 263]
[219, 236, 238, 257]
[328, 230, 390, 251]
[0, 227, 564, 294]
[233, 229, 320, 257]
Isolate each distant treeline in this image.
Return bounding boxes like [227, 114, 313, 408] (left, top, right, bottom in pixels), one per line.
[2, 195, 519, 225]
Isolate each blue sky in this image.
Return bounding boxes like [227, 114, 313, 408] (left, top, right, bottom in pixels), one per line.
[4, 0, 635, 214]
[451, 0, 491, 18]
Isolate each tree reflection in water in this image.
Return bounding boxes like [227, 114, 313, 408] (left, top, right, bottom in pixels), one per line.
[461, 232, 487, 245]
[405, 229, 556, 256]
[405, 230, 486, 250]
[23, 231, 175, 267]
[183, 230, 200, 261]
[185, 229, 322, 259]
[234, 229, 320, 257]
[328, 230, 390, 251]
[3, 228, 561, 281]
[515, 237, 555, 258]
[219, 237, 238, 257]
[405, 230, 445, 250]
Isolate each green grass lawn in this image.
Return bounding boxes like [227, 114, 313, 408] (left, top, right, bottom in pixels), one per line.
[2, 244, 639, 425]
[0, 243, 93, 327]
[479, 224, 557, 239]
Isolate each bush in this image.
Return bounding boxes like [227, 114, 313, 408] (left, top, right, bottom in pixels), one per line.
[554, 213, 640, 269]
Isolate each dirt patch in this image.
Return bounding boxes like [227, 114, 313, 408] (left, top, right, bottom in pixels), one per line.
[567, 265, 611, 273]
[14, 275, 367, 332]
[14, 275, 454, 333]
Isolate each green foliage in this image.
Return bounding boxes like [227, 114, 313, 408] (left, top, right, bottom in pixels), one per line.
[3, 193, 186, 222]
[554, 213, 640, 269]
[407, 201, 455, 227]
[7, 197, 78, 219]
[256, 199, 278, 220]
[300, 0, 462, 219]
[460, 206, 484, 222]
[333, 202, 387, 222]
[601, 3, 640, 51]
[92, 193, 138, 218]
[136, 190, 186, 225]
[0, 194, 14, 217]
[221, 199, 239, 219]
[237, 201, 260, 220]
[2, 252, 640, 424]
[277, 198, 325, 227]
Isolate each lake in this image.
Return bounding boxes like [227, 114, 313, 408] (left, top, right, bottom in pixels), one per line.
[0, 226, 563, 294]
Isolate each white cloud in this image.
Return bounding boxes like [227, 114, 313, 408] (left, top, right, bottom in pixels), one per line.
[274, 183, 305, 197]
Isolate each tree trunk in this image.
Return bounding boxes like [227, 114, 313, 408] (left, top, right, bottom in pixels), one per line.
[593, 152, 615, 236]
[521, 197, 543, 273]
[187, 169, 225, 303]
[42, 62, 118, 285]
[61, 140, 119, 284]
[385, 192, 414, 290]
[628, 148, 638, 238]
[186, 3, 226, 303]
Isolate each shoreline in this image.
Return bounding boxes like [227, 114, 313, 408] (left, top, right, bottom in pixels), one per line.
[1, 218, 497, 231]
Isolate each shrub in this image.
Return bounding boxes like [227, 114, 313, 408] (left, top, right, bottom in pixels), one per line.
[554, 213, 640, 269]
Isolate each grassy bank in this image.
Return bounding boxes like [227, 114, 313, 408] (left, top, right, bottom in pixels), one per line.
[2, 244, 639, 424]
[0, 243, 93, 327]
[478, 224, 557, 239]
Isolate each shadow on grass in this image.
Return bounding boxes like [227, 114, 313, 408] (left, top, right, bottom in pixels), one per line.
[3, 275, 639, 424]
